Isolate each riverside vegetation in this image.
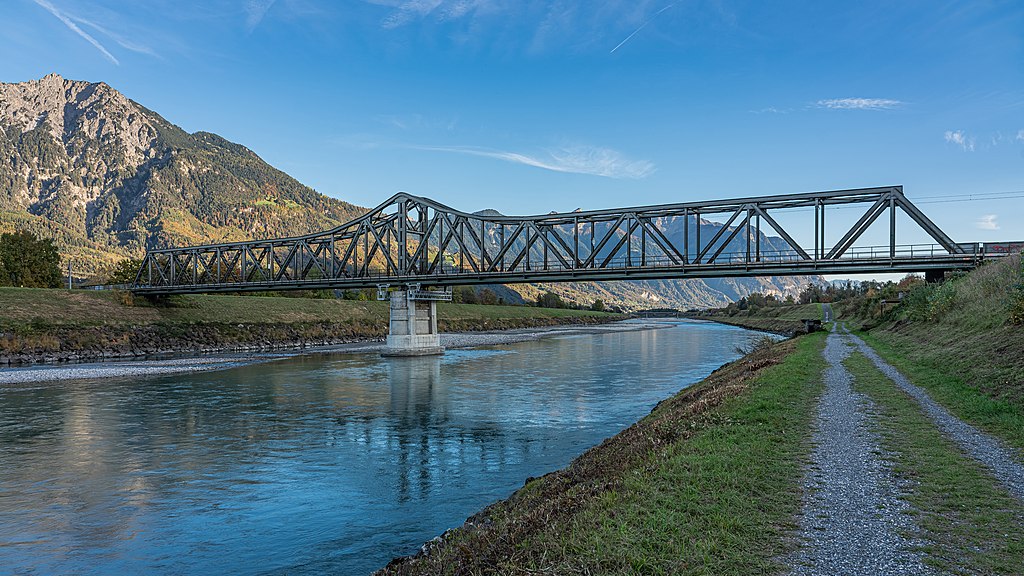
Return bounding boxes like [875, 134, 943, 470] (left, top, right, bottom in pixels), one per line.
[379, 253, 1024, 575]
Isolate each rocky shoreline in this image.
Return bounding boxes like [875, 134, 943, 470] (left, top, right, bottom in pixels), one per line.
[0, 314, 626, 368]
[0, 321, 671, 385]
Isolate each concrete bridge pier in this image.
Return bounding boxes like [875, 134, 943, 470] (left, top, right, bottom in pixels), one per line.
[381, 285, 450, 357]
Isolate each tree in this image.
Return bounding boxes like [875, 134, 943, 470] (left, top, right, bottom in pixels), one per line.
[106, 258, 143, 285]
[479, 288, 498, 305]
[537, 292, 567, 309]
[0, 231, 62, 288]
[452, 286, 478, 304]
[590, 299, 606, 312]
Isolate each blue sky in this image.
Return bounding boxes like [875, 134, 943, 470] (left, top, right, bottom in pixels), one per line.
[2, 0, 1023, 256]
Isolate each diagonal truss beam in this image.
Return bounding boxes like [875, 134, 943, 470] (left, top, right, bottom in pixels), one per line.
[132, 185, 986, 294]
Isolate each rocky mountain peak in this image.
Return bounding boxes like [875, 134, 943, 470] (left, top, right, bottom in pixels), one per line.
[0, 74, 361, 278]
[0, 73, 157, 164]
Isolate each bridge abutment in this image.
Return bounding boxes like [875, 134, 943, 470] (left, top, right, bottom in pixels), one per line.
[382, 287, 448, 356]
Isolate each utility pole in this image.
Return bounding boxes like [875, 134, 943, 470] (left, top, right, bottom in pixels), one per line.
[67, 260, 72, 290]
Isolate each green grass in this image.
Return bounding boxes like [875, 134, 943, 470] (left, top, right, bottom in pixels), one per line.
[384, 332, 828, 575]
[525, 334, 826, 574]
[699, 302, 822, 334]
[857, 330, 1024, 453]
[0, 287, 618, 330]
[768, 303, 823, 320]
[844, 351, 1024, 574]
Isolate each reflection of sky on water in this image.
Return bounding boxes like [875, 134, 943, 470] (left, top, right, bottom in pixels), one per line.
[0, 321, 765, 575]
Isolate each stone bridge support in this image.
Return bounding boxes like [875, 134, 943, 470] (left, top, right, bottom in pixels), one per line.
[381, 286, 449, 356]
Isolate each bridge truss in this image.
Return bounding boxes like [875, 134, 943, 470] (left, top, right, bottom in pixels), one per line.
[132, 186, 988, 294]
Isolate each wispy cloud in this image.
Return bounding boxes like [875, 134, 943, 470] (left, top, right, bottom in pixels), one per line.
[246, 0, 278, 31]
[70, 15, 157, 57]
[750, 106, 789, 114]
[610, 3, 675, 54]
[412, 143, 656, 179]
[31, 0, 119, 64]
[1018, 129, 1024, 142]
[976, 214, 999, 230]
[380, 0, 449, 29]
[945, 130, 975, 152]
[817, 98, 903, 110]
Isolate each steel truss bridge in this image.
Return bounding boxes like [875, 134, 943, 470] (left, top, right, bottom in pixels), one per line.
[131, 186, 1010, 295]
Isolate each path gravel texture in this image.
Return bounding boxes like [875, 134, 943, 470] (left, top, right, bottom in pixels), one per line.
[846, 328, 1024, 501]
[790, 325, 933, 576]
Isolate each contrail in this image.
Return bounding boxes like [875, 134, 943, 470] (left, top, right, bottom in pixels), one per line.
[31, 0, 119, 64]
[610, 3, 676, 54]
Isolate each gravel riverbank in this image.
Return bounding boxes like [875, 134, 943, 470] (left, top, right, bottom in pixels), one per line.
[0, 321, 672, 386]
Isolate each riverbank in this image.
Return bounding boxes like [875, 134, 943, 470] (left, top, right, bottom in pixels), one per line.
[377, 330, 828, 575]
[0, 288, 622, 367]
[0, 320, 665, 385]
[682, 302, 823, 335]
[377, 256, 1024, 574]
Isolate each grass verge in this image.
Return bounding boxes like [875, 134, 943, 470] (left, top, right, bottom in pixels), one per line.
[0, 288, 622, 363]
[843, 351, 1024, 574]
[378, 332, 827, 575]
[856, 330, 1024, 453]
[689, 303, 823, 335]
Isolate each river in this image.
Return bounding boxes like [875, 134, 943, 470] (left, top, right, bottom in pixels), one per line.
[0, 319, 764, 575]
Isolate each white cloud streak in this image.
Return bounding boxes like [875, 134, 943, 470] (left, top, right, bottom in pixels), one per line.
[817, 98, 902, 110]
[70, 15, 157, 57]
[246, 0, 278, 31]
[381, 0, 445, 29]
[31, 0, 119, 64]
[945, 130, 975, 152]
[1018, 129, 1024, 142]
[610, 3, 675, 54]
[976, 214, 999, 230]
[412, 144, 656, 179]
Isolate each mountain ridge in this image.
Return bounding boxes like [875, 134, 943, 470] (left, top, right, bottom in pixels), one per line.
[0, 74, 818, 308]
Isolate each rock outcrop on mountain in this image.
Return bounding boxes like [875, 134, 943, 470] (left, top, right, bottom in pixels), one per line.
[0, 74, 361, 276]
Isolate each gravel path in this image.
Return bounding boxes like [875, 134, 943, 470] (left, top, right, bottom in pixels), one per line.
[790, 325, 932, 575]
[847, 328, 1024, 501]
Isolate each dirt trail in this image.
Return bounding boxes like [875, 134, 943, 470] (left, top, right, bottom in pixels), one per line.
[845, 326, 1024, 501]
[790, 324, 932, 575]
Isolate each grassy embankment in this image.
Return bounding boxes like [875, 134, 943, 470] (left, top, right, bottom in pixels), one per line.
[847, 253, 1024, 452]
[691, 302, 822, 335]
[379, 332, 828, 575]
[0, 288, 621, 363]
[844, 352, 1024, 574]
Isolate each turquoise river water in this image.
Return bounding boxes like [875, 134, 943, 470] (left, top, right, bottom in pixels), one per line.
[0, 319, 764, 575]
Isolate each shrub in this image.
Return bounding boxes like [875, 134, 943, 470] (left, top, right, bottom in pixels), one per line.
[1011, 253, 1024, 325]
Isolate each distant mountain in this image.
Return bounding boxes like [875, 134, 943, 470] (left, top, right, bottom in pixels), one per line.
[0, 74, 361, 276]
[0, 74, 818, 306]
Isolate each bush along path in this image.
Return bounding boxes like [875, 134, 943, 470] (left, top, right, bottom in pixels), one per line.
[790, 322, 1024, 574]
[789, 323, 932, 576]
